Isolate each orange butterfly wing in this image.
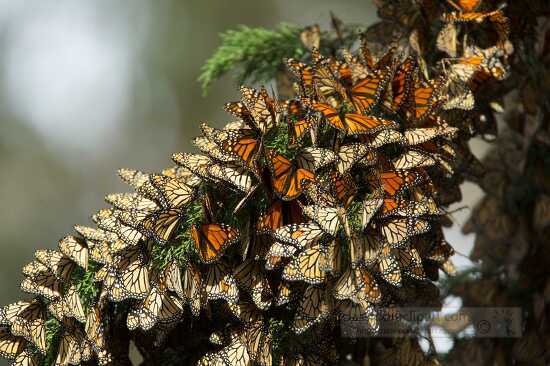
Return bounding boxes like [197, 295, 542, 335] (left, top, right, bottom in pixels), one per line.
[349, 72, 390, 112]
[257, 201, 283, 233]
[392, 58, 417, 111]
[192, 224, 239, 263]
[313, 103, 344, 130]
[269, 152, 315, 201]
[221, 131, 259, 168]
[342, 113, 396, 135]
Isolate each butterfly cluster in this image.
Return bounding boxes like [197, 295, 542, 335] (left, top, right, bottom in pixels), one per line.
[0, 10, 511, 366]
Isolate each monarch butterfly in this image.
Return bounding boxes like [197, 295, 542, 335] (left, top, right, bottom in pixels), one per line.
[381, 218, 430, 247]
[256, 201, 283, 235]
[392, 149, 437, 170]
[346, 69, 393, 113]
[93, 209, 143, 248]
[240, 86, 278, 135]
[336, 299, 377, 325]
[227, 301, 262, 323]
[161, 165, 203, 187]
[87, 240, 113, 265]
[313, 103, 397, 135]
[193, 135, 236, 164]
[21, 261, 48, 279]
[350, 233, 380, 268]
[105, 192, 158, 213]
[370, 169, 424, 198]
[391, 57, 417, 112]
[171, 152, 212, 180]
[327, 171, 357, 209]
[224, 100, 254, 124]
[57, 236, 88, 271]
[353, 267, 382, 303]
[192, 223, 239, 264]
[293, 285, 331, 334]
[240, 322, 272, 366]
[207, 163, 255, 193]
[5, 316, 46, 357]
[207, 127, 260, 170]
[0, 327, 27, 360]
[85, 306, 107, 354]
[301, 205, 343, 236]
[337, 143, 371, 173]
[109, 245, 151, 300]
[150, 174, 195, 209]
[366, 129, 406, 148]
[139, 208, 184, 245]
[442, 7, 506, 27]
[54, 320, 93, 366]
[0, 300, 41, 327]
[395, 247, 426, 280]
[266, 241, 298, 262]
[404, 126, 458, 146]
[48, 285, 86, 323]
[296, 147, 338, 172]
[33, 250, 75, 282]
[286, 58, 314, 92]
[204, 262, 239, 304]
[233, 260, 272, 310]
[218, 333, 252, 366]
[287, 99, 317, 145]
[272, 223, 325, 249]
[378, 244, 402, 286]
[427, 239, 455, 264]
[127, 283, 184, 331]
[312, 58, 348, 100]
[341, 49, 369, 82]
[300, 24, 320, 50]
[73, 225, 119, 245]
[181, 263, 204, 316]
[443, 80, 475, 110]
[409, 80, 446, 121]
[274, 281, 291, 307]
[284, 245, 327, 285]
[20, 271, 62, 302]
[333, 268, 356, 300]
[12, 350, 41, 366]
[94, 266, 127, 302]
[117, 168, 149, 191]
[319, 239, 342, 275]
[268, 151, 315, 201]
[361, 196, 383, 229]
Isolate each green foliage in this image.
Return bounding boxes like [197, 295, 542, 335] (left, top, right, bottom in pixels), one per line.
[199, 24, 305, 94]
[74, 263, 100, 311]
[264, 122, 295, 160]
[42, 318, 61, 366]
[268, 318, 291, 366]
[346, 200, 363, 233]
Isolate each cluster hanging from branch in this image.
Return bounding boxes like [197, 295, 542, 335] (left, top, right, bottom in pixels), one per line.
[0, 1, 512, 365]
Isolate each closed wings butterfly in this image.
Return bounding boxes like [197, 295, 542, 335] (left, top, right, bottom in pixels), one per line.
[192, 223, 240, 264]
[272, 223, 325, 249]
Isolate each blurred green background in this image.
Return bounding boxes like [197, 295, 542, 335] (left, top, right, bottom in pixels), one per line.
[0, 0, 378, 306]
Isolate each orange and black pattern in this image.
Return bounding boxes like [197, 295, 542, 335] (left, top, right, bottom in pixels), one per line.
[0, 10, 510, 366]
